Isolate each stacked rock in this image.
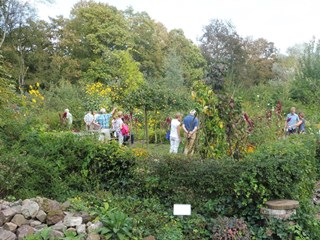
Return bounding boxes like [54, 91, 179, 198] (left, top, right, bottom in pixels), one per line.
[0, 197, 102, 240]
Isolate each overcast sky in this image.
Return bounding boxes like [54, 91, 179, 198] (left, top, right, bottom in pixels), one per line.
[35, 0, 319, 53]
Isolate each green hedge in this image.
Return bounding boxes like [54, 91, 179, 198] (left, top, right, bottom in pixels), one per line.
[131, 135, 319, 238]
[1, 131, 135, 200]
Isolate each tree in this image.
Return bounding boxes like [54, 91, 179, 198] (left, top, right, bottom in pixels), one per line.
[168, 29, 206, 88]
[0, 0, 35, 48]
[200, 19, 246, 90]
[83, 49, 144, 105]
[124, 8, 168, 79]
[289, 38, 320, 105]
[127, 82, 175, 148]
[243, 37, 278, 85]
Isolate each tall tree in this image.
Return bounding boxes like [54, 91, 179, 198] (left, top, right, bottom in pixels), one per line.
[0, 0, 34, 48]
[168, 29, 206, 88]
[243, 37, 278, 85]
[200, 19, 246, 90]
[124, 8, 168, 79]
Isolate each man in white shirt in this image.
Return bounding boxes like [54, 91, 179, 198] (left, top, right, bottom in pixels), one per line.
[84, 111, 94, 131]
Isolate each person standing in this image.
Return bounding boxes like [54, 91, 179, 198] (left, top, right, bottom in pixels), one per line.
[84, 110, 94, 131]
[63, 109, 73, 129]
[169, 113, 182, 154]
[92, 111, 101, 130]
[114, 111, 124, 146]
[297, 112, 306, 134]
[96, 107, 116, 141]
[284, 107, 299, 135]
[182, 110, 199, 155]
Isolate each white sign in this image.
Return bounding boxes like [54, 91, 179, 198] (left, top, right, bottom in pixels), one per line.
[173, 204, 191, 216]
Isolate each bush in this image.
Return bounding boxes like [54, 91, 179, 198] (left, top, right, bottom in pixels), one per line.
[130, 135, 319, 238]
[4, 131, 135, 200]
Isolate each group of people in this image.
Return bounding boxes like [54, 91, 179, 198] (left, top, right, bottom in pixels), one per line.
[169, 109, 199, 155]
[285, 107, 305, 135]
[83, 107, 130, 146]
[168, 106, 306, 155]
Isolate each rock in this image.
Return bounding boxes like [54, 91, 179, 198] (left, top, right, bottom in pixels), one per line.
[0, 228, 16, 240]
[21, 200, 40, 219]
[29, 220, 42, 227]
[63, 215, 82, 227]
[3, 222, 17, 232]
[16, 225, 35, 240]
[11, 214, 27, 227]
[75, 211, 94, 224]
[76, 224, 86, 234]
[66, 227, 77, 233]
[46, 210, 64, 225]
[0, 208, 16, 225]
[87, 221, 103, 233]
[11, 205, 22, 214]
[49, 229, 65, 239]
[265, 199, 299, 210]
[36, 210, 47, 222]
[9, 200, 22, 207]
[86, 233, 100, 240]
[51, 221, 67, 232]
[40, 198, 62, 213]
[61, 201, 71, 210]
[144, 236, 156, 240]
[34, 224, 48, 231]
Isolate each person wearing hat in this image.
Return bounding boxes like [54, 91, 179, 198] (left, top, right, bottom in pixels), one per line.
[182, 109, 199, 155]
[96, 107, 116, 141]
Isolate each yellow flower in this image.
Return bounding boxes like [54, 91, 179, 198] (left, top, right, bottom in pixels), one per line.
[191, 91, 196, 100]
[32, 99, 36, 103]
[247, 145, 255, 153]
[219, 121, 224, 129]
[36, 82, 40, 87]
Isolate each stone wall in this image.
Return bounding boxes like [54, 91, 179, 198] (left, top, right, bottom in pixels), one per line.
[0, 197, 102, 240]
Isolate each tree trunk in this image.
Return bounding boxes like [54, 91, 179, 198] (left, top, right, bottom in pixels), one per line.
[0, 31, 6, 49]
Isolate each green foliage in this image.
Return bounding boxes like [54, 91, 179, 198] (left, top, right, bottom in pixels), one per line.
[3, 132, 135, 200]
[0, 53, 17, 127]
[192, 81, 250, 159]
[167, 29, 206, 88]
[157, 221, 183, 240]
[97, 211, 133, 240]
[23, 227, 52, 240]
[132, 135, 317, 226]
[61, 230, 85, 240]
[235, 135, 316, 219]
[0, 150, 30, 199]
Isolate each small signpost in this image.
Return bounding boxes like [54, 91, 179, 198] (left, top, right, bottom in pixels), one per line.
[173, 204, 191, 216]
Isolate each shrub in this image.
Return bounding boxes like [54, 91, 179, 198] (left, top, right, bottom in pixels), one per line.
[6, 131, 135, 200]
[130, 135, 319, 238]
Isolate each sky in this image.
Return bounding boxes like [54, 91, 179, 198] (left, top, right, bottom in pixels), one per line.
[34, 0, 320, 54]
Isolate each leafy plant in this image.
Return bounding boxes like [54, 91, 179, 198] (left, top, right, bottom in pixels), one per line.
[23, 227, 52, 240]
[212, 216, 251, 240]
[97, 211, 133, 240]
[61, 230, 85, 240]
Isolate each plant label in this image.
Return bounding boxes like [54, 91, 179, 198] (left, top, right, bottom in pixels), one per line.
[173, 204, 191, 216]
